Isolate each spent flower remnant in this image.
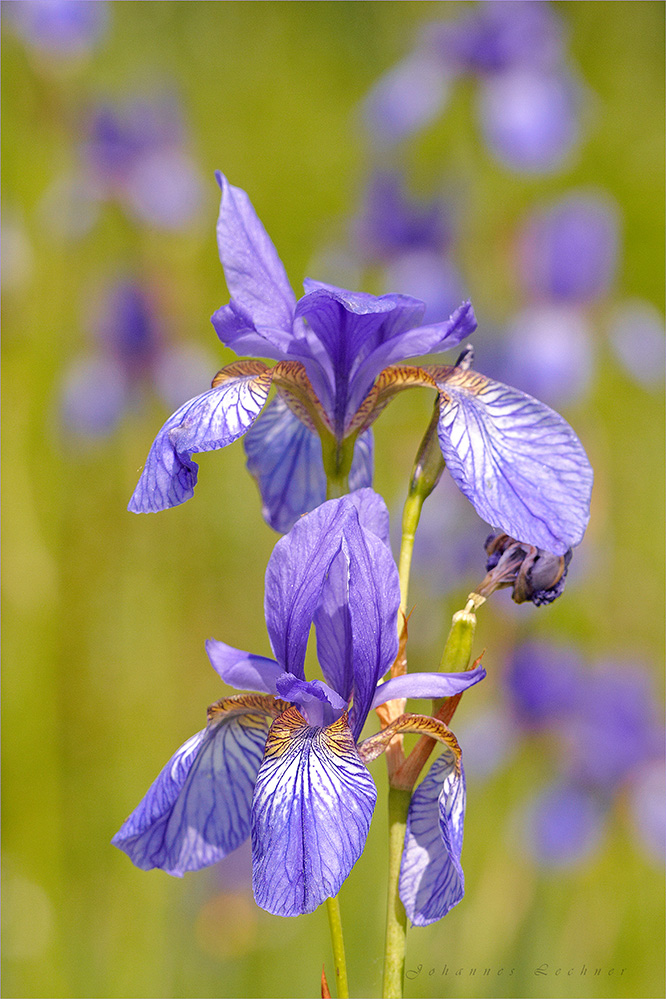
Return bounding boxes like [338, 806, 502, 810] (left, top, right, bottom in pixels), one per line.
[477, 531, 572, 607]
[113, 491, 486, 922]
[362, 0, 582, 172]
[129, 174, 592, 554]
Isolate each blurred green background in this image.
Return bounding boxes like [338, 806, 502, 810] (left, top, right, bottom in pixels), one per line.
[2, 2, 664, 998]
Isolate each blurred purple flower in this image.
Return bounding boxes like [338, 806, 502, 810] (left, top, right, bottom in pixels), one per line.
[492, 190, 620, 407]
[361, 50, 453, 147]
[4, 0, 109, 59]
[361, 1, 582, 173]
[478, 67, 580, 173]
[609, 299, 665, 389]
[517, 192, 620, 305]
[60, 277, 212, 438]
[42, 92, 204, 236]
[501, 305, 594, 406]
[565, 662, 664, 791]
[505, 641, 586, 727]
[354, 172, 451, 261]
[522, 782, 606, 866]
[351, 171, 465, 324]
[429, 0, 563, 74]
[504, 645, 665, 867]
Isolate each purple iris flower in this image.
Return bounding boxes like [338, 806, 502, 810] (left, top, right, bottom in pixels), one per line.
[113, 491, 486, 922]
[492, 191, 619, 406]
[129, 175, 592, 554]
[501, 305, 594, 407]
[505, 640, 586, 727]
[361, 1, 581, 173]
[504, 645, 665, 866]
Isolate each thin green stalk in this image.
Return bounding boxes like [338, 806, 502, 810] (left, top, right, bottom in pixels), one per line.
[397, 402, 445, 617]
[325, 895, 350, 999]
[382, 786, 412, 999]
[397, 490, 423, 616]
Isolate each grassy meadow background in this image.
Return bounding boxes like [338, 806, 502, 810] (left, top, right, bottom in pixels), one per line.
[2, 2, 664, 997]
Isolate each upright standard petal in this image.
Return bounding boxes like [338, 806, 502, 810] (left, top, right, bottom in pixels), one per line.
[311, 488, 390, 707]
[251, 708, 376, 916]
[399, 752, 466, 926]
[128, 362, 273, 513]
[346, 299, 477, 421]
[265, 494, 399, 731]
[215, 172, 297, 340]
[264, 499, 350, 677]
[432, 366, 592, 553]
[112, 695, 279, 875]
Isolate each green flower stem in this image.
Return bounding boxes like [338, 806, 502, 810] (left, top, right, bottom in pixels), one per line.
[397, 490, 422, 617]
[323, 433, 355, 499]
[382, 786, 412, 999]
[397, 403, 445, 615]
[325, 895, 350, 998]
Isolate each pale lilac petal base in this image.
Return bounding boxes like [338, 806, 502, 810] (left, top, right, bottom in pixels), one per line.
[400, 753, 466, 925]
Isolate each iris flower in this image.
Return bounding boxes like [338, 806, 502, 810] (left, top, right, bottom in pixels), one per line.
[129, 174, 592, 553]
[113, 491, 486, 923]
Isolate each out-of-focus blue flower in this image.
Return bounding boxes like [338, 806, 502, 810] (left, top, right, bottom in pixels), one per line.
[361, 1, 582, 173]
[113, 491, 486, 922]
[565, 662, 664, 790]
[502, 305, 594, 406]
[352, 171, 465, 324]
[4, 0, 109, 59]
[477, 66, 580, 173]
[505, 641, 586, 726]
[504, 644, 665, 867]
[492, 191, 620, 407]
[60, 276, 212, 438]
[609, 299, 666, 389]
[517, 192, 620, 305]
[130, 175, 593, 555]
[42, 92, 204, 236]
[354, 172, 450, 262]
[522, 782, 606, 866]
